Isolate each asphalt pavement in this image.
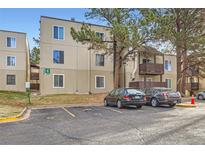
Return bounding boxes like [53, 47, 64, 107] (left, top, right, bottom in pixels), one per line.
[0, 100, 205, 144]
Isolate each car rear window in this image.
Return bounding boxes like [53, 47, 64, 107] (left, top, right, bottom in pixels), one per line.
[156, 88, 172, 92]
[126, 89, 141, 95]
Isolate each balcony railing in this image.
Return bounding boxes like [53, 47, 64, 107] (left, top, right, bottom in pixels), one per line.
[30, 83, 40, 91]
[129, 81, 167, 88]
[139, 63, 164, 75]
[30, 73, 39, 80]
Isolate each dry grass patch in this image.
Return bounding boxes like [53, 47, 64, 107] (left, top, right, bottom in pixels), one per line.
[0, 91, 106, 107]
[0, 104, 24, 118]
[31, 93, 106, 106]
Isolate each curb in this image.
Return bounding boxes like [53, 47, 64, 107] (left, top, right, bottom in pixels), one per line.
[31, 103, 102, 110]
[176, 103, 197, 108]
[0, 107, 28, 123]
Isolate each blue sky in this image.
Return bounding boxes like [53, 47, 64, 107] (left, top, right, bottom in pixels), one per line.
[0, 8, 106, 49]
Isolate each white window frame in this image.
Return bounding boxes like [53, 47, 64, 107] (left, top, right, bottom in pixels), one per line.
[95, 75, 105, 89]
[164, 60, 172, 71]
[52, 25, 65, 40]
[146, 78, 152, 82]
[6, 36, 16, 48]
[95, 31, 105, 41]
[53, 74, 65, 88]
[6, 56, 16, 67]
[95, 53, 105, 66]
[6, 74, 16, 85]
[166, 78, 172, 89]
[53, 49, 64, 64]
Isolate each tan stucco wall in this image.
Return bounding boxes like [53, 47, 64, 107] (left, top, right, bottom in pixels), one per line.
[40, 68, 113, 95]
[199, 78, 205, 90]
[0, 70, 26, 92]
[40, 17, 113, 95]
[0, 30, 29, 92]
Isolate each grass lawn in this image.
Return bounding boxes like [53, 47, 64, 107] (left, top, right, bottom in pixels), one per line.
[0, 104, 24, 118]
[0, 91, 106, 107]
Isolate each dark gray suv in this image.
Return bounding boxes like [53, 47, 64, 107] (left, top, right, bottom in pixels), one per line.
[140, 87, 181, 107]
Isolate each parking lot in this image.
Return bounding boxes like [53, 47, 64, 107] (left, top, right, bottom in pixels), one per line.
[0, 100, 205, 144]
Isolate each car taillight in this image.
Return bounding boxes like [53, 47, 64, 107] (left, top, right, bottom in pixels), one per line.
[144, 96, 147, 101]
[161, 92, 168, 98]
[123, 95, 130, 101]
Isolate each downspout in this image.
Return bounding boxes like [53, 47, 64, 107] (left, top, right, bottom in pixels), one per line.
[88, 49, 91, 94]
[76, 47, 79, 93]
[131, 53, 137, 81]
[25, 35, 30, 82]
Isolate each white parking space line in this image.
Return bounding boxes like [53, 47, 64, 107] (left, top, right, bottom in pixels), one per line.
[61, 107, 76, 118]
[103, 107, 123, 113]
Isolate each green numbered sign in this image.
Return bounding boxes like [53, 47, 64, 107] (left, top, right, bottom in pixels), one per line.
[43, 68, 50, 75]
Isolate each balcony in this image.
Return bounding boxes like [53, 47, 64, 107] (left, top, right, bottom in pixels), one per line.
[30, 73, 39, 80]
[30, 83, 40, 91]
[186, 82, 199, 91]
[129, 81, 167, 88]
[139, 63, 164, 75]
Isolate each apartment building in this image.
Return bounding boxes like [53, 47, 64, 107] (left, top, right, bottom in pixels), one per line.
[40, 16, 114, 95]
[0, 30, 30, 92]
[40, 16, 180, 95]
[128, 50, 177, 91]
[185, 66, 205, 96]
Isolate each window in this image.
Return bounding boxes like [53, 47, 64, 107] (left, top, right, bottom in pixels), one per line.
[96, 54, 104, 66]
[165, 60, 172, 71]
[53, 74, 64, 88]
[53, 50, 64, 64]
[7, 75, 16, 85]
[143, 59, 152, 64]
[147, 78, 152, 82]
[95, 76, 105, 89]
[53, 26, 64, 40]
[166, 79, 172, 89]
[7, 56, 16, 66]
[7, 37, 16, 48]
[96, 32, 104, 41]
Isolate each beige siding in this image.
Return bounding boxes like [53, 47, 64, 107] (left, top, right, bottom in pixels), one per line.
[40, 68, 113, 95]
[40, 16, 113, 95]
[0, 70, 26, 92]
[0, 30, 29, 92]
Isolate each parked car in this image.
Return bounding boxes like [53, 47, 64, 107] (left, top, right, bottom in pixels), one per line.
[140, 87, 181, 107]
[197, 91, 205, 100]
[104, 88, 146, 109]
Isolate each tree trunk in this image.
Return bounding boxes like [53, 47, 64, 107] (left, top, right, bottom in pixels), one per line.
[176, 10, 183, 95]
[181, 48, 188, 96]
[114, 52, 121, 88]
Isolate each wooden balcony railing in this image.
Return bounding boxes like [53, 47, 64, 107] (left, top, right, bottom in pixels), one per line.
[139, 63, 164, 75]
[30, 73, 39, 80]
[30, 83, 40, 91]
[129, 81, 167, 88]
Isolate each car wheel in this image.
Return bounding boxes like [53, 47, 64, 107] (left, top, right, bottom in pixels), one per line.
[117, 100, 123, 109]
[104, 99, 109, 106]
[198, 95, 204, 100]
[136, 105, 142, 109]
[169, 103, 176, 108]
[151, 98, 158, 107]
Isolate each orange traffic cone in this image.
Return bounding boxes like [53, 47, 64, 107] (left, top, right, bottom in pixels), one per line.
[191, 95, 195, 105]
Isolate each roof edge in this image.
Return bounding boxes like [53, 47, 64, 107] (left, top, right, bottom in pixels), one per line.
[0, 29, 27, 35]
[40, 16, 111, 29]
